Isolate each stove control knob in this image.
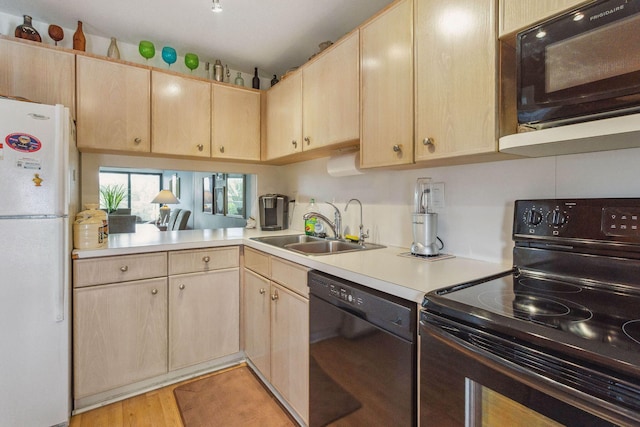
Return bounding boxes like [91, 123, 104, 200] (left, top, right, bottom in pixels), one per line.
[547, 209, 568, 227]
[525, 209, 543, 226]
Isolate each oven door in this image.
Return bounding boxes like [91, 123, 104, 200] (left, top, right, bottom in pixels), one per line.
[420, 312, 638, 427]
[517, 0, 640, 127]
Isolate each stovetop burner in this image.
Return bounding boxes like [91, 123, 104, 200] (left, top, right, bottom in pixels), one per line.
[623, 320, 640, 345]
[516, 278, 582, 293]
[428, 270, 640, 373]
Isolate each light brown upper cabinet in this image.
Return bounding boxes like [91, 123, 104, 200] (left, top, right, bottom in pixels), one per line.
[265, 72, 303, 160]
[264, 31, 359, 162]
[414, 0, 498, 163]
[302, 31, 360, 151]
[500, 0, 587, 37]
[76, 56, 151, 153]
[152, 71, 211, 158]
[360, 0, 414, 168]
[0, 38, 75, 117]
[211, 85, 261, 161]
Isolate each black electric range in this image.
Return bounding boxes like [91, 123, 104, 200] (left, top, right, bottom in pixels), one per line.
[422, 199, 640, 422]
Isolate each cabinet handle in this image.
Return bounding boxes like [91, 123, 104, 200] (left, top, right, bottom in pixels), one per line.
[219, 146, 225, 153]
[202, 255, 210, 263]
[259, 288, 266, 295]
[134, 138, 142, 144]
[271, 290, 279, 301]
[291, 140, 297, 148]
[179, 284, 186, 290]
[393, 144, 402, 153]
[423, 138, 434, 146]
[151, 288, 158, 295]
[120, 265, 128, 272]
[304, 136, 311, 145]
[197, 144, 204, 151]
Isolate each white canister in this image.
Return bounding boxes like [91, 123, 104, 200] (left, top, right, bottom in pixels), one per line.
[73, 216, 107, 249]
[76, 203, 109, 240]
[74, 204, 109, 249]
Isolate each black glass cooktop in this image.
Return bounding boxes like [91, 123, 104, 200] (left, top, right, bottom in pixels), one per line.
[425, 272, 640, 375]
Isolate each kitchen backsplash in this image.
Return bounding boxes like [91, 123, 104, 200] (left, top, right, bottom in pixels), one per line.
[284, 146, 640, 264]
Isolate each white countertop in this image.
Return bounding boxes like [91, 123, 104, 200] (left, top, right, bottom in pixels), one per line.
[72, 226, 512, 303]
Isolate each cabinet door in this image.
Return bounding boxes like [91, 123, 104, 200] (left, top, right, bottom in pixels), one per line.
[243, 269, 271, 379]
[76, 56, 151, 152]
[271, 283, 309, 424]
[302, 31, 360, 151]
[73, 278, 168, 398]
[414, 0, 497, 162]
[0, 39, 75, 117]
[500, 0, 587, 37]
[169, 269, 240, 370]
[212, 85, 261, 161]
[265, 72, 303, 160]
[360, 0, 414, 168]
[152, 71, 211, 157]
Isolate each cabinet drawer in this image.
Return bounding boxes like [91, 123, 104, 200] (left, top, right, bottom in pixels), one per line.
[169, 246, 239, 275]
[73, 252, 167, 288]
[271, 256, 309, 297]
[244, 247, 270, 277]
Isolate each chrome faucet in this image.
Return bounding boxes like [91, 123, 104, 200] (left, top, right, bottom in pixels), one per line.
[302, 201, 342, 239]
[345, 198, 369, 245]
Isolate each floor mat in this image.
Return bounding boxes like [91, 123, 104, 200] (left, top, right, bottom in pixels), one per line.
[174, 366, 296, 427]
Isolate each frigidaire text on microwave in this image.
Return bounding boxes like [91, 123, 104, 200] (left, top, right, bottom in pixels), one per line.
[517, 0, 640, 131]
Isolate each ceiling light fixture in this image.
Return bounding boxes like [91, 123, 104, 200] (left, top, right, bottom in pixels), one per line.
[212, 0, 223, 13]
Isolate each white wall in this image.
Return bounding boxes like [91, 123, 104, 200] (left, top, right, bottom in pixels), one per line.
[283, 147, 640, 264]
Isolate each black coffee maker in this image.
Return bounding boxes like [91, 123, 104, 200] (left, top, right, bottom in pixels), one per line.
[259, 194, 289, 230]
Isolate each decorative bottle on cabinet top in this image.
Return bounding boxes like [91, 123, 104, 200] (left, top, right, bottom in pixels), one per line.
[252, 67, 260, 89]
[234, 72, 244, 86]
[15, 15, 41, 42]
[107, 37, 120, 59]
[73, 21, 86, 51]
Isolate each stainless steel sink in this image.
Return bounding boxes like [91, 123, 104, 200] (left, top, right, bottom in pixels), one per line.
[251, 234, 385, 255]
[251, 234, 325, 247]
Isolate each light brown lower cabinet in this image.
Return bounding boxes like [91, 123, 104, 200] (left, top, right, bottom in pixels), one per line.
[243, 269, 271, 377]
[73, 247, 240, 403]
[73, 277, 168, 398]
[169, 268, 240, 370]
[243, 247, 309, 424]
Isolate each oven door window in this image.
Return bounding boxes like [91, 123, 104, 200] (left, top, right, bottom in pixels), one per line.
[466, 380, 563, 427]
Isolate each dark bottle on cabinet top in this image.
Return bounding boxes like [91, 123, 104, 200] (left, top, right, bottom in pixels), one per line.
[252, 67, 260, 89]
[15, 15, 41, 42]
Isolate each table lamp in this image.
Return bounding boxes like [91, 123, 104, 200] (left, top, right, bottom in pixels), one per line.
[151, 189, 180, 227]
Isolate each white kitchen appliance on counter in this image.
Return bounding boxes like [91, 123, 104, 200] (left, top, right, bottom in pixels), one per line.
[0, 98, 78, 425]
[411, 177, 440, 256]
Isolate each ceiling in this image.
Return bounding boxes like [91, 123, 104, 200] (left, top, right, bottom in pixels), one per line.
[1, 0, 393, 77]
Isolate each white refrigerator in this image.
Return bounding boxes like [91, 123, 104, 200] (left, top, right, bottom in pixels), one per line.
[0, 98, 78, 426]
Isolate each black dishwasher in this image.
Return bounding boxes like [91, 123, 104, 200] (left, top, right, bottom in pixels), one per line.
[308, 270, 417, 427]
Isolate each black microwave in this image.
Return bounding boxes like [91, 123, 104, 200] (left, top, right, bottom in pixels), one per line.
[517, 0, 640, 130]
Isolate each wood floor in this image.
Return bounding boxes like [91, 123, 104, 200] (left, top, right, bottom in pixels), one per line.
[70, 364, 262, 427]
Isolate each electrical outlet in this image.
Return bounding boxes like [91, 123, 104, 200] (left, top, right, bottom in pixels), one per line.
[431, 182, 445, 209]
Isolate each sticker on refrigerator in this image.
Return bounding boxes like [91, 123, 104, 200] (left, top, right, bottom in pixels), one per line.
[16, 157, 41, 170]
[5, 133, 42, 153]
